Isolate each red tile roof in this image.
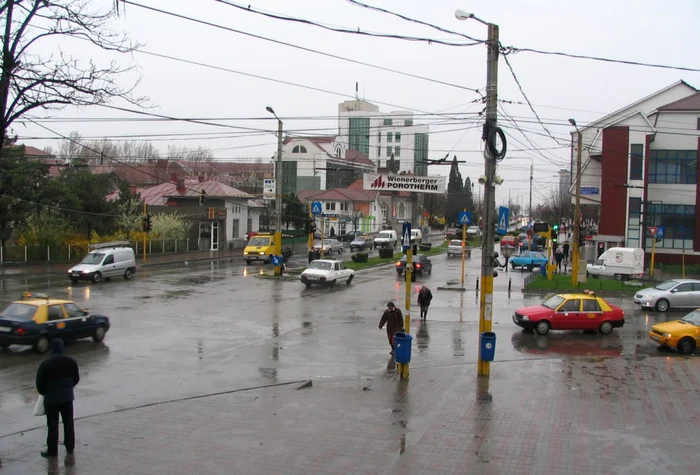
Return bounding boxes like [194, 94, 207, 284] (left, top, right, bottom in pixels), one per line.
[297, 187, 378, 203]
[329, 149, 375, 168]
[125, 179, 253, 206]
[658, 92, 700, 111]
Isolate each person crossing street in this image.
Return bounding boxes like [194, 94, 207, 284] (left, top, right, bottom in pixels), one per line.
[417, 285, 433, 320]
[379, 302, 404, 355]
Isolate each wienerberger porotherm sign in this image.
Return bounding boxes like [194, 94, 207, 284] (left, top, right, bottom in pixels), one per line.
[363, 173, 446, 194]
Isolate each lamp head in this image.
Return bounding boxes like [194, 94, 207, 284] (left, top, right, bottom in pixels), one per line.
[455, 9, 474, 20]
[266, 106, 275, 114]
[568, 118, 577, 127]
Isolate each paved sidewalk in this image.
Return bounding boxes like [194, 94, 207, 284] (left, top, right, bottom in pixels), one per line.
[2, 356, 698, 474]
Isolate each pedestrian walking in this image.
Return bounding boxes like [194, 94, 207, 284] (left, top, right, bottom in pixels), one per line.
[562, 242, 570, 261]
[378, 302, 404, 355]
[330, 227, 336, 237]
[35, 339, 80, 458]
[417, 285, 433, 320]
[555, 248, 564, 273]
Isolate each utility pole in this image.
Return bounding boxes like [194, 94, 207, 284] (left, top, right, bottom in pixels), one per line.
[267, 106, 283, 276]
[569, 119, 583, 286]
[529, 163, 533, 227]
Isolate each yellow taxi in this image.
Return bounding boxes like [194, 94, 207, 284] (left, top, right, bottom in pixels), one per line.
[0, 293, 110, 353]
[649, 309, 700, 354]
[243, 233, 276, 265]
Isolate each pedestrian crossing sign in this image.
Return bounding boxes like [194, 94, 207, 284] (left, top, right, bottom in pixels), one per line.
[458, 211, 471, 226]
[496, 206, 509, 235]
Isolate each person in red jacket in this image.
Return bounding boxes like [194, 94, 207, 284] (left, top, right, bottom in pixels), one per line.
[379, 302, 404, 355]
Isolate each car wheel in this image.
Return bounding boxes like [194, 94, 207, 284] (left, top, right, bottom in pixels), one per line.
[124, 268, 133, 280]
[527, 265, 534, 272]
[510, 262, 516, 269]
[329, 279, 337, 287]
[535, 321, 550, 335]
[338, 248, 342, 254]
[246, 260, 252, 265]
[34, 336, 50, 354]
[599, 321, 613, 335]
[677, 337, 696, 355]
[447, 253, 451, 257]
[267, 255, 273, 264]
[92, 272, 102, 283]
[346, 275, 354, 285]
[655, 299, 670, 312]
[70, 278, 79, 285]
[304, 282, 312, 289]
[428, 267, 432, 275]
[614, 274, 622, 281]
[93, 324, 107, 342]
[396, 271, 403, 277]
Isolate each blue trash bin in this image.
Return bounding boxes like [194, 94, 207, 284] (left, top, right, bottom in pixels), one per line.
[394, 332, 413, 364]
[540, 263, 547, 277]
[480, 332, 497, 362]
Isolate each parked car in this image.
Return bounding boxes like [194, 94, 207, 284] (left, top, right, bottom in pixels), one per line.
[410, 229, 423, 244]
[312, 239, 343, 255]
[373, 230, 398, 249]
[634, 279, 700, 312]
[444, 228, 461, 241]
[0, 292, 110, 353]
[587, 247, 644, 281]
[396, 254, 432, 277]
[447, 239, 471, 258]
[337, 231, 362, 243]
[67, 242, 136, 284]
[512, 292, 625, 335]
[520, 236, 545, 251]
[648, 308, 700, 354]
[466, 226, 481, 237]
[510, 251, 548, 271]
[349, 235, 372, 252]
[300, 259, 354, 288]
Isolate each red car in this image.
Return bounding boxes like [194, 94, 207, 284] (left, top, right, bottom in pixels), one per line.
[512, 292, 625, 335]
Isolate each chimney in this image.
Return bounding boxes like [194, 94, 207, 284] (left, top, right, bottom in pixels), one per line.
[156, 158, 168, 169]
[198, 175, 205, 183]
[129, 186, 137, 195]
[170, 173, 178, 183]
[176, 178, 185, 192]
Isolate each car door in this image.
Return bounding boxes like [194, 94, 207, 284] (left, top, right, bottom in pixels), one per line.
[337, 262, 348, 281]
[102, 253, 117, 278]
[670, 282, 694, 307]
[62, 302, 91, 340]
[333, 262, 342, 281]
[554, 299, 581, 330]
[46, 304, 71, 340]
[581, 298, 604, 330]
[691, 283, 700, 308]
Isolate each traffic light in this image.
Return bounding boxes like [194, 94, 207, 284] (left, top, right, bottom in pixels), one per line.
[199, 189, 207, 204]
[308, 218, 317, 235]
[208, 207, 215, 219]
[551, 224, 559, 244]
[143, 213, 152, 232]
[578, 225, 585, 248]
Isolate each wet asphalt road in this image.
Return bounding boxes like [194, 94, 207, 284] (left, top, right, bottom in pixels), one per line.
[0, 248, 694, 437]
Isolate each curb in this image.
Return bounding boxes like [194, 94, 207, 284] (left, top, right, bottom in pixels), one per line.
[254, 274, 299, 281]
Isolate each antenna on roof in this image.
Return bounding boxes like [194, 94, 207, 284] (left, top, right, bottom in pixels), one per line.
[355, 82, 358, 100]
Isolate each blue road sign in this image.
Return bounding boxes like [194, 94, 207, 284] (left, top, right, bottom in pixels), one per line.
[458, 211, 471, 226]
[402, 222, 412, 251]
[271, 255, 283, 267]
[580, 187, 599, 195]
[656, 226, 665, 239]
[497, 206, 509, 235]
[311, 201, 323, 215]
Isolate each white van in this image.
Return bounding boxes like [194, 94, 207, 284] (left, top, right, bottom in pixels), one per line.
[373, 230, 398, 249]
[410, 229, 423, 244]
[68, 242, 136, 284]
[586, 247, 644, 281]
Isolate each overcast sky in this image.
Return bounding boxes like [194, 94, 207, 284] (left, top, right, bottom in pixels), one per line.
[16, 0, 700, 208]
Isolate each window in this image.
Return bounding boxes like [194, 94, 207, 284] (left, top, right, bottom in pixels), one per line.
[697, 117, 700, 130]
[627, 197, 641, 248]
[325, 202, 336, 211]
[103, 255, 114, 265]
[63, 303, 85, 318]
[349, 118, 370, 156]
[645, 203, 695, 250]
[404, 119, 413, 126]
[394, 146, 401, 157]
[48, 305, 64, 321]
[292, 145, 307, 154]
[394, 132, 401, 142]
[397, 202, 406, 219]
[340, 203, 349, 211]
[386, 146, 393, 157]
[381, 205, 388, 220]
[582, 300, 602, 312]
[559, 299, 581, 312]
[387, 132, 393, 143]
[414, 133, 429, 176]
[281, 161, 298, 194]
[383, 118, 393, 126]
[648, 150, 697, 184]
[676, 283, 694, 292]
[377, 146, 381, 157]
[630, 144, 643, 180]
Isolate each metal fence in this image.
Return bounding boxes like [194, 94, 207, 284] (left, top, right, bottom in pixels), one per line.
[0, 239, 195, 264]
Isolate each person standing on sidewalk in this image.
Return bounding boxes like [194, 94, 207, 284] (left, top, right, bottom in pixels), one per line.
[378, 302, 404, 355]
[417, 285, 433, 320]
[555, 248, 564, 273]
[36, 339, 80, 458]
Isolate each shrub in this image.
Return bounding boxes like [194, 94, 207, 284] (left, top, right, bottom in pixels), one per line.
[352, 252, 369, 263]
[378, 248, 394, 259]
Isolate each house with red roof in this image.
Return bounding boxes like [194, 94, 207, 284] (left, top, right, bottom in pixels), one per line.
[296, 184, 382, 235]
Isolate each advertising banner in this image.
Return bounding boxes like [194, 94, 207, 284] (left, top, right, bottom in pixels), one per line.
[363, 173, 446, 194]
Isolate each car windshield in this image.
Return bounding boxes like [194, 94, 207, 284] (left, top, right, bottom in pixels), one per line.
[307, 261, 332, 271]
[377, 232, 392, 239]
[681, 310, 700, 326]
[248, 237, 270, 247]
[654, 280, 678, 291]
[81, 253, 105, 265]
[0, 303, 37, 320]
[542, 295, 566, 310]
[449, 240, 462, 246]
[323, 240, 335, 245]
[354, 237, 366, 242]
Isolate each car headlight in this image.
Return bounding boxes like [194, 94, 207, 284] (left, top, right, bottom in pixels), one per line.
[244, 251, 248, 255]
[521, 315, 529, 321]
[663, 332, 672, 338]
[259, 251, 265, 255]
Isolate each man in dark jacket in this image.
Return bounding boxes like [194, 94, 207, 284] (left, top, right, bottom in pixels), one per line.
[36, 339, 80, 458]
[417, 285, 433, 320]
[379, 302, 404, 355]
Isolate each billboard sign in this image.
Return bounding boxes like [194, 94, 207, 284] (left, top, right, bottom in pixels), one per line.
[363, 173, 446, 194]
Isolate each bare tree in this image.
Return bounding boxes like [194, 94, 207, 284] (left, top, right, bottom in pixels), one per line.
[0, 0, 145, 149]
[534, 188, 572, 225]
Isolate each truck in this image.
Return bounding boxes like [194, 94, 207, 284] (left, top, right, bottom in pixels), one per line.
[586, 247, 644, 281]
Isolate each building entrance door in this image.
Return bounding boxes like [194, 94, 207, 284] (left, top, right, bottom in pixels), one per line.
[211, 221, 219, 251]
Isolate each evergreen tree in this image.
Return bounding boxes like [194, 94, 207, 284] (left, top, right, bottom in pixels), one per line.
[445, 155, 464, 226]
[464, 177, 475, 213]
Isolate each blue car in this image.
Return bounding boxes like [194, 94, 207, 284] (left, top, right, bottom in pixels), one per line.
[510, 251, 548, 271]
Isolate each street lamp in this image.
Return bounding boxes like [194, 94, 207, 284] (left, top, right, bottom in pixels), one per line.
[266, 106, 283, 276]
[569, 118, 582, 285]
[456, 9, 501, 377]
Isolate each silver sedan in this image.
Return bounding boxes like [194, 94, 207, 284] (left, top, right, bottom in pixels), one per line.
[312, 239, 344, 255]
[633, 279, 700, 312]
